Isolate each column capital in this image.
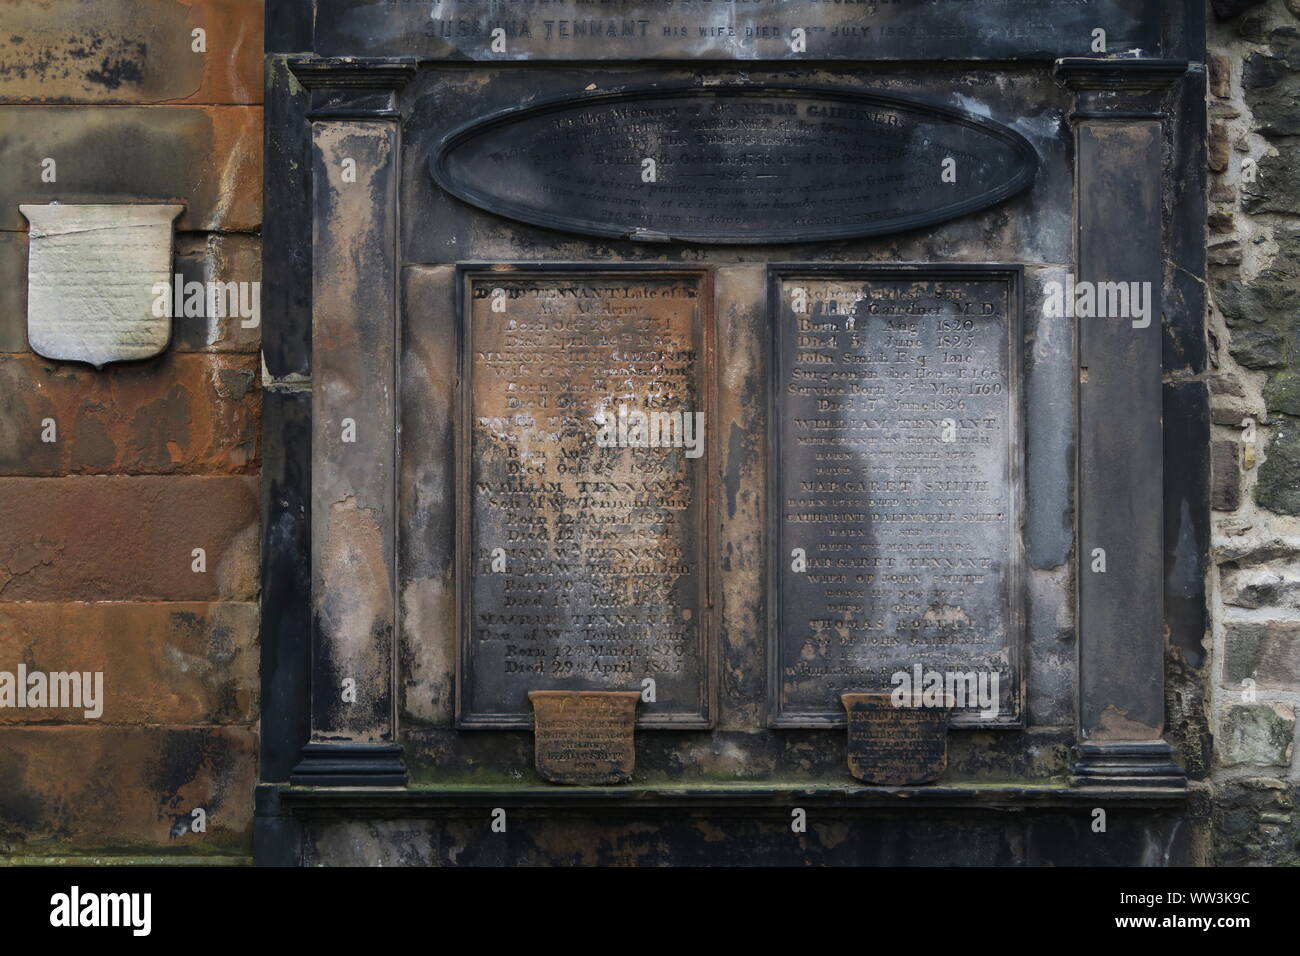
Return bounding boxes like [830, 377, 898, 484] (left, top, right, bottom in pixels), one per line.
[289, 57, 418, 119]
[1054, 58, 1189, 120]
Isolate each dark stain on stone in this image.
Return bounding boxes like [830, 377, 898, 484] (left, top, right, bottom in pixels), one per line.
[217, 368, 255, 401]
[725, 422, 743, 520]
[144, 728, 209, 810]
[85, 55, 144, 90]
[131, 384, 192, 468]
[74, 410, 117, 470]
[0, 750, 45, 834]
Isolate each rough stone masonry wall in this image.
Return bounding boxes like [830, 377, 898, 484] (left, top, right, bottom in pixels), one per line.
[1206, 0, 1300, 865]
[0, 1, 262, 862]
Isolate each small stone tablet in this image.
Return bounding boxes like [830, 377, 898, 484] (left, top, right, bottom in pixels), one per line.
[20, 203, 184, 369]
[529, 691, 640, 786]
[841, 692, 954, 786]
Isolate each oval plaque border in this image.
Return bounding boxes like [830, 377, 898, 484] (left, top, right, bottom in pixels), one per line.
[430, 84, 1040, 245]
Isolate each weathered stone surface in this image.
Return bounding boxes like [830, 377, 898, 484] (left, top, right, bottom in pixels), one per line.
[1211, 438, 1241, 511]
[1212, 776, 1298, 866]
[171, 233, 262, 352]
[1243, 142, 1300, 215]
[301, 806, 1202, 867]
[1263, 368, 1300, 417]
[1208, 210, 1236, 233]
[842, 692, 952, 785]
[1210, 373, 1247, 398]
[1211, 0, 1267, 19]
[397, 266, 456, 730]
[20, 204, 182, 368]
[261, 56, 311, 379]
[1164, 379, 1212, 673]
[1218, 703, 1296, 767]
[1208, 237, 1241, 266]
[0, 726, 254, 853]
[0, 476, 258, 601]
[1209, 120, 1230, 172]
[1241, 30, 1300, 137]
[1222, 564, 1300, 609]
[0, 232, 25, 351]
[309, 121, 398, 742]
[0, 106, 260, 231]
[1256, 417, 1300, 514]
[1223, 619, 1300, 689]
[0, 0, 262, 105]
[1212, 403, 1260, 427]
[529, 691, 639, 785]
[0, 352, 258, 475]
[1023, 265, 1075, 572]
[1208, 54, 1233, 99]
[257, 386, 312, 783]
[0, 602, 257, 724]
[1215, 257, 1300, 370]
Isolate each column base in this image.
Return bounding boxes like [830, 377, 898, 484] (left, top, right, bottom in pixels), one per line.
[290, 742, 408, 787]
[1070, 741, 1187, 789]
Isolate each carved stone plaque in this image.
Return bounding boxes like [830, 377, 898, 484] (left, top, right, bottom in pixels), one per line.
[529, 690, 640, 785]
[319, 1, 1161, 62]
[459, 267, 712, 728]
[20, 204, 183, 369]
[432, 86, 1037, 244]
[842, 692, 953, 785]
[770, 267, 1022, 727]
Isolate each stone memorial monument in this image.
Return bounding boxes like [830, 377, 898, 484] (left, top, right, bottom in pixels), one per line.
[255, 0, 1209, 866]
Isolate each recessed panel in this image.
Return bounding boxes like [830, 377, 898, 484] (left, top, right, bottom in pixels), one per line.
[458, 266, 713, 728]
[769, 266, 1022, 728]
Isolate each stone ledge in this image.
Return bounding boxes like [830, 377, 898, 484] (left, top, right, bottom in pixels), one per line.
[278, 782, 1189, 815]
[0, 855, 252, 867]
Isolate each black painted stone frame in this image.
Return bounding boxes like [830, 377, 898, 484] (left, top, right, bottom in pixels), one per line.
[255, 0, 1209, 865]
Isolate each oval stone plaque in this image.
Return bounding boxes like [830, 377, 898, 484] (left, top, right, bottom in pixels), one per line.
[431, 86, 1038, 244]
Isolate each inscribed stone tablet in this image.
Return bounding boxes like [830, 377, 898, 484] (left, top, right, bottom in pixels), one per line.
[842, 691, 953, 785]
[459, 268, 712, 728]
[771, 268, 1022, 727]
[530, 690, 640, 785]
[21, 204, 183, 368]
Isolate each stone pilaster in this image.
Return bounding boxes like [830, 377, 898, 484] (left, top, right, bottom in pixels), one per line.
[1056, 58, 1189, 789]
[288, 59, 415, 786]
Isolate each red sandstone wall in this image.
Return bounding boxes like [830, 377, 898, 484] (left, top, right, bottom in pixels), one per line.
[0, 0, 263, 861]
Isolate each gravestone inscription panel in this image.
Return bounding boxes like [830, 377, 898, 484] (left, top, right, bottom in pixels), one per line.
[431, 86, 1039, 244]
[770, 267, 1022, 728]
[318, 0, 1164, 61]
[458, 266, 713, 728]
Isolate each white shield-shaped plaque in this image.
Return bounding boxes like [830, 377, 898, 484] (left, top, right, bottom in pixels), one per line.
[20, 203, 184, 368]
